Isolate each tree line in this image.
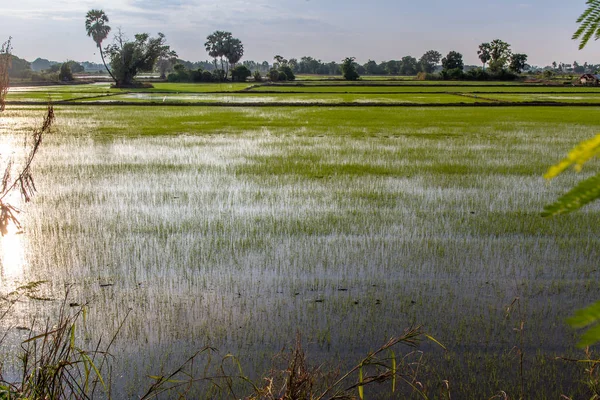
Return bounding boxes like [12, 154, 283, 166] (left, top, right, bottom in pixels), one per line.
[5, 9, 600, 85]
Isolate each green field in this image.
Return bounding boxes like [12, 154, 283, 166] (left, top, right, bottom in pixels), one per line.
[1, 82, 600, 398]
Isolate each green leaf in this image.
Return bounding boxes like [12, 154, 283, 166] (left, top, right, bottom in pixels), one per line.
[567, 300, 600, 347]
[542, 173, 600, 216]
[544, 134, 600, 180]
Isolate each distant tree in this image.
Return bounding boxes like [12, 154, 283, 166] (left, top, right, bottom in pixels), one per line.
[419, 50, 442, 73]
[205, 31, 233, 80]
[384, 60, 400, 75]
[253, 70, 262, 82]
[552, 61, 557, 70]
[31, 58, 52, 72]
[66, 61, 84, 73]
[85, 9, 116, 82]
[225, 37, 244, 72]
[364, 59, 380, 75]
[58, 63, 73, 81]
[268, 68, 280, 81]
[105, 32, 175, 87]
[288, 58, 298, 72]
[341, 57, 359, 80]
[156, 50, 178, 79]
[477, 42, 491, 70]
[400, 56, 419, 75]
[509, 53, 528, 74]
[231, 65, 251, 82]
[8, 55, 32, 78]
[0, 38, 11, 111]
[279, 65, 295, 81]
[441, 51, 464, 71]
[273, 55, 286, 69]
[487, 39, 512, 73]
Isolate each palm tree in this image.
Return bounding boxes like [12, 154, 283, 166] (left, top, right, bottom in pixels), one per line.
[574, 0, 600, 49]
[85, 9, 116, 82]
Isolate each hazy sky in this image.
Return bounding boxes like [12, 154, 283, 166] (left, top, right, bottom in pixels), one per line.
[0, 0, 598, 67]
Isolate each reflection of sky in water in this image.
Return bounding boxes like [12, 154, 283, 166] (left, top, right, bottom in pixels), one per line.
[1, 216, 25, 282]
[0, 140, 26, 287]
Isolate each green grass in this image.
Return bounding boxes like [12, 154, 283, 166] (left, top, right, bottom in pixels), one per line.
[482, 93, 600, 103]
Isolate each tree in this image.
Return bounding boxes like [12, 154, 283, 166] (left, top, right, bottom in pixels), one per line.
[364, 60, 381, 75]
[477, 43, 491, 70]
[7, 55, 31, 79]
[278, 65, 295, 81]
[419, 50, 441, 73]
[205, 31, 232, 80]
[0, 38, 11, 111]
[441, 51, 464, 71]
[487, 39, 512, 73]
[31, 58, 52, 72]
[105, 32, 175, 87]
[400, 56, 419, 75]
[384, 60, 400, 75]
[85, 9, 116, 82]
[224, 37, 243, 72]
[341, 57, 359, 81]
[58, 63, 73, 81]
[231, 65, 251, 82]
[508, 53, 528, 74]
[156, 50, 178, 79]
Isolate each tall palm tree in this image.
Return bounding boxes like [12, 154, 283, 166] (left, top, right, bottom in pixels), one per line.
[85, 9, 116, 82]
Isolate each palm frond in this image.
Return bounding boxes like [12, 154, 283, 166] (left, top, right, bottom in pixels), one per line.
[573, 0, 600, 49]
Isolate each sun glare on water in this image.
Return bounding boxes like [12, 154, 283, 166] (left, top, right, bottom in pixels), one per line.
[0, 141, 26, 284]
[0, 218, 25, 281]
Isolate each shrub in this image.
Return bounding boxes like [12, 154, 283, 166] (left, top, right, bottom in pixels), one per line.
[279, 65, 295, 81]
[201, 70, 213, 82]
[465, 67, 490, 81]
[278, 71, 288, 81]
[253, 70, 262, 82]
[212, 69, 225, 82]
[441, 68, 464, 80]
[231, 65, 251, 82]
[268, 69, 280, 81]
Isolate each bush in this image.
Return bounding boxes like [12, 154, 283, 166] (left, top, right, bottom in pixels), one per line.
[278, 71, 288, 81]
[231, 65, 251, 82]
[30, 71, 58, 82]
[253, 70, 262, 82]
[278, 65, 295, 81]
[201, 70, 213, 82]
[416, 72, 440, 81]
[441, 68, 464, 80]
[491, 69, 518, 81]
[58, 63, 73, 81]
[212, 69, 226, 82]
[268, 69, 280, 81]
[465, 67, 490, 81]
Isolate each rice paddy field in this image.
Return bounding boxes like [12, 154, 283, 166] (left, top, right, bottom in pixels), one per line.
[1, 80, 600, 398]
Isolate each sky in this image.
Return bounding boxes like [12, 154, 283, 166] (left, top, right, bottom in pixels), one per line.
[0, 0, 598, 67]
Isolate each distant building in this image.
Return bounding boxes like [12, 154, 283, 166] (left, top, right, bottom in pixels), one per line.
[579, 74, 600, 85]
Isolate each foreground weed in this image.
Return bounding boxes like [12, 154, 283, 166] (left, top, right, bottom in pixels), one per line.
[249, 327, 442, 400]
[0, 290, 126, 399]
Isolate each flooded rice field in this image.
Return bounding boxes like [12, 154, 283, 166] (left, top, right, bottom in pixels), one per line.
[0, 105, 600, 398]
